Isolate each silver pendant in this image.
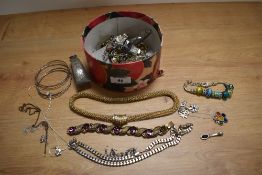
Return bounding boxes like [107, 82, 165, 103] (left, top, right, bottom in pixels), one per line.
[188, 104, 199, 113]
[49, 146, 63, 157]
[178, 107, 190, 118]
[40, 135, 47, 143]
[200, 132, 223, 140]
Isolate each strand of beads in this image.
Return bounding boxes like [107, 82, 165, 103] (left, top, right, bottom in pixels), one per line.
[184, 80, 234, 100]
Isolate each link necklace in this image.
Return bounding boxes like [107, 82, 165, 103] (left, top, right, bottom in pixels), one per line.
[35, 60, 72, 99]
[69, 90, 180, 126]
[68, 123, 193, 167]
[67, 121, 175, 139]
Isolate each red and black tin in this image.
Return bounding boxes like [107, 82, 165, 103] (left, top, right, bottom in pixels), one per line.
[82, 11, 163, 92]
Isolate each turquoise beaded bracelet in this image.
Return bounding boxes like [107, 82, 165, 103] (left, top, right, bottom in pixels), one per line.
[183, 80, 234, 100]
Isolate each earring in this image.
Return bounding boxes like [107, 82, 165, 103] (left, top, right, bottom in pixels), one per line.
[178, 101, 199, 118]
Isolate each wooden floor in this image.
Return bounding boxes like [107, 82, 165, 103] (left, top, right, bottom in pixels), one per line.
[0, 2, 262, 175]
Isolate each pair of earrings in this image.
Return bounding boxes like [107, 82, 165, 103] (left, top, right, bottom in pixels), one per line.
[177, 101, 228, 126]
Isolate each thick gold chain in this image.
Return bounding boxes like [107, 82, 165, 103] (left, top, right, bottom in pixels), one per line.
[69, 90, 179, 126]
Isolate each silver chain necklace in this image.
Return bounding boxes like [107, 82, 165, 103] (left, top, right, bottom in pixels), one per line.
[68, 123, 193, 167]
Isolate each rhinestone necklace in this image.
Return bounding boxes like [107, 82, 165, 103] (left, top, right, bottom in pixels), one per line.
[67, 121, 175, 139]
[68, 123, 193, 167]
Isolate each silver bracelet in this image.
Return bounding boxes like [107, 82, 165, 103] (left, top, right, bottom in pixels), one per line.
[35, 60, 72, 99]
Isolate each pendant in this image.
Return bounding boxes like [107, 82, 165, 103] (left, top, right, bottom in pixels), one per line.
[213, 112, 228, 125]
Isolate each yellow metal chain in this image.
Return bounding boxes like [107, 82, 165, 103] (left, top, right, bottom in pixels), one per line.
[69, 90, 179, 126]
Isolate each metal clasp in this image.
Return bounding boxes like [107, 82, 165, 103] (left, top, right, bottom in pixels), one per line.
[112, 114, 128, 126]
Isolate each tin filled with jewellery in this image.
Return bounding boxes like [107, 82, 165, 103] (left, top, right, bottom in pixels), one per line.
[82, 11, 163, 92]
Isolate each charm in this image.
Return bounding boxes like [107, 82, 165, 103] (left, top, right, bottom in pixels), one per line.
[55, 147, 62, 157]
[49, 146, 63, 157]
[178, 108, 190, 118]
[201, 132, 223, 140]
[41, 121, 49, 155]
[188, 104, 199, 113]
[40, 135, 46, 143]
[213, 112, 228, 125]
[105, 148, 137, 157]
[178, 101, 199, 118]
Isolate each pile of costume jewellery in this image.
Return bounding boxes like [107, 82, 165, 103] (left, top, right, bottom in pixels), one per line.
[19, 35, 234, 167]
[100, 29, 151, 63]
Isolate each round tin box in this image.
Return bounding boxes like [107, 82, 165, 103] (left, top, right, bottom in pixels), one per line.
[82, 11, 163, 92]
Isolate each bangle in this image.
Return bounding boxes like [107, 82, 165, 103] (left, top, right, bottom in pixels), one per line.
[35, 60, 72, 99]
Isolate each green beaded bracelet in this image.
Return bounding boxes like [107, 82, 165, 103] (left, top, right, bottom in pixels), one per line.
[184, 80, 234, 100]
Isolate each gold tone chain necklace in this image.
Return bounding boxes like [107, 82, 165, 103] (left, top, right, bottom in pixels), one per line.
[69, 90, 179, 126]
